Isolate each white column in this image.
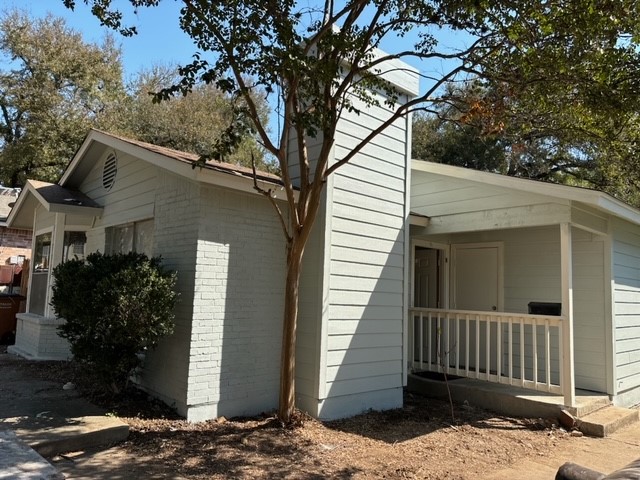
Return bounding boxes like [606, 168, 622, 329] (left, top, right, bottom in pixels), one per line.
[45, 213, 66, 318]
[560, 222, 576, 406]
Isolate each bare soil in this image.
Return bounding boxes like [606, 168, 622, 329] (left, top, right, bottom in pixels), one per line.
[23, 357, 574, 479]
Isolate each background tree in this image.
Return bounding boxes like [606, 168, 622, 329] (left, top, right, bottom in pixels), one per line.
[0, 9, 272, 188]
[412, 81, 607, 188]
[65, 0, 640, 423]
[119, 64, 273, 170]
[0, 9, 126, 187]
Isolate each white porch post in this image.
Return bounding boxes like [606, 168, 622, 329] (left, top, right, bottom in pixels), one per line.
[45, 213, 66, 318]
[560, 222, 576, 407]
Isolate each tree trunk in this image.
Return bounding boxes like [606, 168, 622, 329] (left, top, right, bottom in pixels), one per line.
[278, 236, 304, 423]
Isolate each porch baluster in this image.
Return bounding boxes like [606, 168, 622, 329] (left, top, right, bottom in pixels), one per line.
[545, 320, 551, 390]
[533, 318, 538, 387]
[485, 315, 490, 381]
[508, 320, 513, 385]
[520, 317, 525, 387]
[475, 314, 480, 379]
[455, 313, 461, 375]
[465, 314, 470, 378]
[497, 316, 502, 383]
[419, 312, 424, 370]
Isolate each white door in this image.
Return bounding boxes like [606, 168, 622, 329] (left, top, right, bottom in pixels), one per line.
[414, 247, 440, 308]
[452, 244, 501, 311]
[452, 243, 502, 373]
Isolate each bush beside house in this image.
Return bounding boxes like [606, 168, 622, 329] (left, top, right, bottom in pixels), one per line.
[51, 252, 178, 393]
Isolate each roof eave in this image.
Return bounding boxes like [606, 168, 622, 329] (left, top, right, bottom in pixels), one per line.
[411, 160, 640, 226]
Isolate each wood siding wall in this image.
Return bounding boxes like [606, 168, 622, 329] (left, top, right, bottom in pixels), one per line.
[293, 89, 414, 417]
[612, 218, 640, 395]
[318, 91, 410, 418]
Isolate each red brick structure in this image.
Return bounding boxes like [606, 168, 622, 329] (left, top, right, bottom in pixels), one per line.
[0, 189, 31, 266]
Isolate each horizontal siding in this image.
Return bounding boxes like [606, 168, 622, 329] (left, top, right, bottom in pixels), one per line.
[79, 151, 159, 228]
[326, 360, 402, 382]
[412, 172, 560, 218]
[613, 218, 640, 392]
[321, 89, 408, 404]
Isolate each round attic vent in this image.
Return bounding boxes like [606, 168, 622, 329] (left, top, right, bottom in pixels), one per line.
[102, 153, 118, 191]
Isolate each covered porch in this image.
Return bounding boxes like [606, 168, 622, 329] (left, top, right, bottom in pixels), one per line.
[408, 161, 616, 410]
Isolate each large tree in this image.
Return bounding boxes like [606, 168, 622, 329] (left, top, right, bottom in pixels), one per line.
[0, 10, 126, 187]
[65, 0, 640, 423]
[411, 81, 606, 187]
[119, 64, 272, 170]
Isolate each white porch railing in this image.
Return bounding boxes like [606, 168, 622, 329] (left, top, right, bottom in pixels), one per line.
[409, 307, 565, 395]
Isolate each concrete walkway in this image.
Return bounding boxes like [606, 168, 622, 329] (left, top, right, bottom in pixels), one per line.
[487, 421, 640, 479]
[0, 350, 129, 479]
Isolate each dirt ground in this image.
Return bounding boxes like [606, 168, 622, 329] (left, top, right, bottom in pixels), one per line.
[16, 356, 588, 479]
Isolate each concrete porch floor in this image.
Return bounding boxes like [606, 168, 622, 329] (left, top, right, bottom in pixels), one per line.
[406, 372, 637, 436]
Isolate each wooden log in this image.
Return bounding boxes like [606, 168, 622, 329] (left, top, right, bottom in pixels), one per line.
[555, 463, 605, 480]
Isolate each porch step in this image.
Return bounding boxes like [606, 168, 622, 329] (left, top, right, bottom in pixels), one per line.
[566, 396, 611, 418]
[577, 406, 639, 438]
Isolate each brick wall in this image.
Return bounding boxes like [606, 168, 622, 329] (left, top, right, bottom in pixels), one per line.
[0, 227, 31, 264]
[135, 170, 201, 416]
[104, 168, 287, 421]
[9, 314, 70, 360]
[186, 185, 286, 422]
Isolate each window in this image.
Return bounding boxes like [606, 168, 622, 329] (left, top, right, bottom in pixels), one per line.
[33, 232, 52, 273]
[106, 219, 154, 256]
[30, 232, 52, 316]
[63, 231, 87, 262]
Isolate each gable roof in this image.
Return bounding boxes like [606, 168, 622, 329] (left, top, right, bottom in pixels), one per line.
[411, 160, 640, 227]
[60, 130, 283, 196]
[7, 180, 103, 230]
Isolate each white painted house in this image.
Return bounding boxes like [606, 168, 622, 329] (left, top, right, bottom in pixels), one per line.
[9, 51, 640, 421]
[7, 57, 421, 421]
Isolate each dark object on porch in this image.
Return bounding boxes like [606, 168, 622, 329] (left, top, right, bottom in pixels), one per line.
[0, 294, 25, 344]
[556, 458, 640, 480]
[528, 301, 562, 316]
[414, 371, 463, 382]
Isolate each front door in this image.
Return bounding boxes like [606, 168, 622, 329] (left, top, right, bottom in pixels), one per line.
[451, 243, 503, 373]
[414, 247, 441, 308]
[452, 243, 501, 311]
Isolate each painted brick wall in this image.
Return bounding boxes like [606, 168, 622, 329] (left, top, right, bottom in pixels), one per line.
[186, 185, 286, 422]
[10, 314, 70, 360]
[135, 170, 201, 416]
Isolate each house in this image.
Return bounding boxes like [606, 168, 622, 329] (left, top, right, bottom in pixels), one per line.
[11, 57, 640, 422]
[409, 160, 640, 410]
[7, 57, 420, 421]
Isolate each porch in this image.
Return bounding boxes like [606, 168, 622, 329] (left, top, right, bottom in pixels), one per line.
[409, 307, 572, 406]
[408, 161, 621, 410]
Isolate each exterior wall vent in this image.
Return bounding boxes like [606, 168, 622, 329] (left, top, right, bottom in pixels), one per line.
[102, 153, 118, 191]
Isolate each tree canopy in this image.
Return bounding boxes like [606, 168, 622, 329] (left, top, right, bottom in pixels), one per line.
[411, 81, 606, 186]
[63, 0, 640, 423]
[119, 64, 272, 171]
[0, 9, 125, 187]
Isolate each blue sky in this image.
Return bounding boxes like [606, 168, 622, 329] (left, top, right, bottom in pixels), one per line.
[4, 1, 196, 81]
[6, 1, 471, 92]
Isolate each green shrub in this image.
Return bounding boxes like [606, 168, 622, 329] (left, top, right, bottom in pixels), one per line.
[51, 252, 178, 393]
